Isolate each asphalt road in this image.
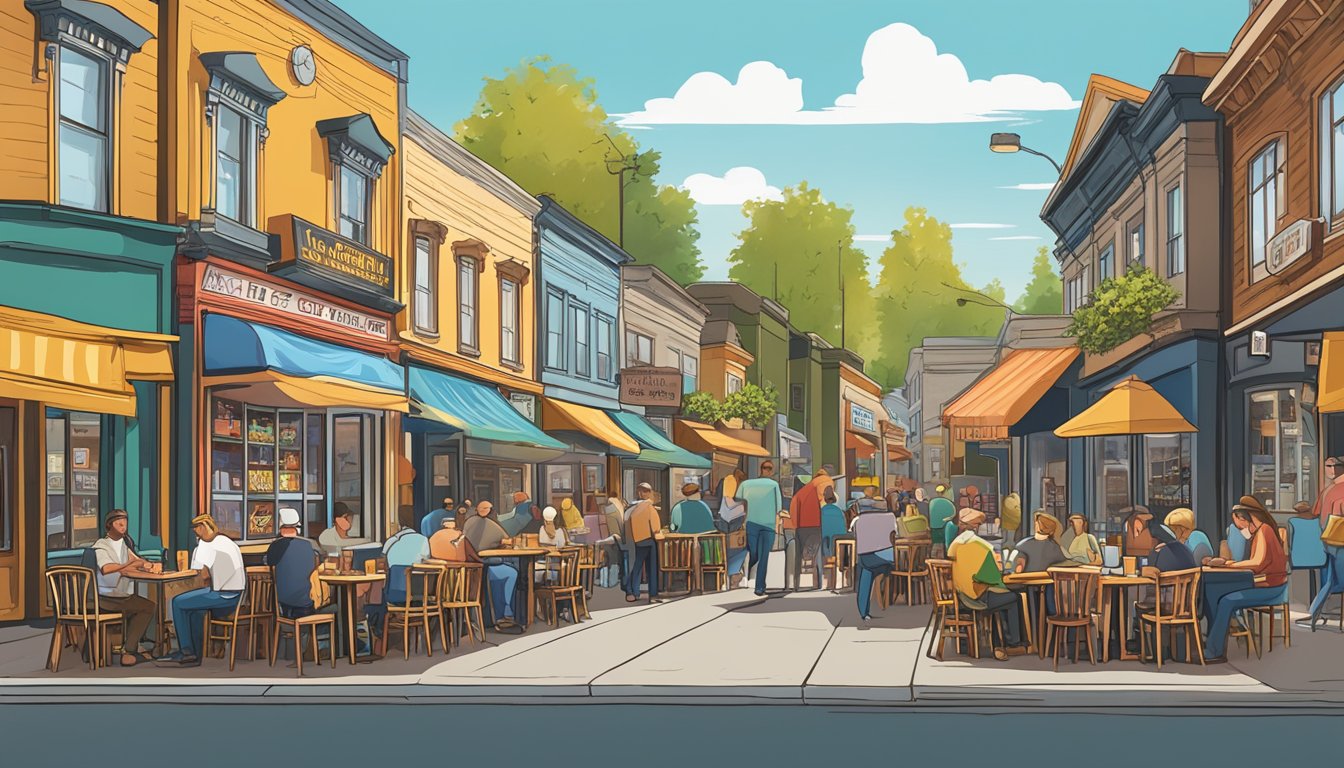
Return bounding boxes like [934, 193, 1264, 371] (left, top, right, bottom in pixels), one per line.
[3, 703, 1337, 765]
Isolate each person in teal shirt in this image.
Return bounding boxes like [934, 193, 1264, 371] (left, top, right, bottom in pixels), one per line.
[736, 461, 783, 596]
[671, 483, 716, 534]
[820, 489, 848, 561]
[930, 495, 956, 553]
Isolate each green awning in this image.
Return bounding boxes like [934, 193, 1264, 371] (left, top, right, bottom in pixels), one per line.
[409, 366, 566, 462]
[608, 411, 711, 469]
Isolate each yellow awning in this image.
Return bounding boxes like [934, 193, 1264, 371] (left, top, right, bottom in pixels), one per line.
[0, 305, 176, 417]
[1319, 332, 1344, 413]
[203, 371, 409, 412]
[1054, 376, 1196, 438]
[540, 398, 640, 454]
[942, 346, 1080, 440]
[673, 419, 770, 458]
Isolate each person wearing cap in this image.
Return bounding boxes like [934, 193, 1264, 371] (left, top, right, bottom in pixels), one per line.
[1012, 511, 1069, 573]
[420, 497, 456, 539]
[1121, 505, 1155, 557]
[671, 484, 715, 535]
[947, 508, 1024, 659]
[624, 483, 665, 603]
[736, 461, 784, 597]
[156, 514, 245, 666]
[852, 491, 898, 621]
[92, 509, 156, 666]
[1201, 496, 1289, 661]
[265, 508, 323, 619]
[539, 506, 569, 547]
[1163, 508, 1213, 564]
[499, 491, 538, 538]
[1059, 514, 1102, 566]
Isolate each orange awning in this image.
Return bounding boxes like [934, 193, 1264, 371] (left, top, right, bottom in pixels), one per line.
[942, 346, 1080, 441]
[887, 444, 913, 461]
[673, 419, 770, 458]
[540, 398, 640, 454]
[1054, 376, 1196, 437]
[846, 431, 877, 457]
[1320, 332, 1344, 413]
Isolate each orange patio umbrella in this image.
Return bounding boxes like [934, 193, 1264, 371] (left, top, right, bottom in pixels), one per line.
[1053, 375, 1195, 438]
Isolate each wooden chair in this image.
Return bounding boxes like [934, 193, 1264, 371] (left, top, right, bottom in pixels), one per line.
[926, 559, 979, 659]
[438, 562, 486, 647]
[657, 537, 696, 595]
[698, 533, 729, 592]
[890, 541, 931, 606]
[1138, 567, 1203, 669]
[45, 566, 123, 671]
[1249, 529, 1291, 652]
[576, 544, 604, 599]
[1228, 610, 1260, 659]
[206, 572, 271, 671]
[381, 565, 444, 659]
[267, 568, 336, 676]
[833, 539, 857, 592]
[1045, 567, 1099, 671]
[535, 548, 583, 626]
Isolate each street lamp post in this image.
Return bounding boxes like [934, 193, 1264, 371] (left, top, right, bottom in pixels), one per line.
[989, 132, 1063, 174]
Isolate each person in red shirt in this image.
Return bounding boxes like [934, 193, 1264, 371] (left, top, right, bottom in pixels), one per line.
[1202, 496, 1289, 661]
[788, 468, 834, 591]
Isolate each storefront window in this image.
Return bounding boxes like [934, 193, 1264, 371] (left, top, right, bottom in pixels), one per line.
[332, 414, 369, 539]
[1092, 435, 1130, 538]
[1248, 388, 1317, 511]
[546, 464, 575, 508]
[45, 411, 101, 550]
[1026, 432, 1068, 520]
[1144, 433, 1191, 519]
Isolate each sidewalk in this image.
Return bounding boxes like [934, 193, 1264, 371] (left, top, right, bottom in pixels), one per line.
[3, 552, 1343, 709]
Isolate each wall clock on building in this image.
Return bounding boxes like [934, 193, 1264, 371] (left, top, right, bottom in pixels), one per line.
[290, 45, 316, 86]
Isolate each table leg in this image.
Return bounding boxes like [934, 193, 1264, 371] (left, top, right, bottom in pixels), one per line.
[1118, 588, 1138, 661]
[1101, 586, 1113, 663]
[1037, 587, 1047, 659]
[345, 586, 358, 666]
[523, 555, 535, 629]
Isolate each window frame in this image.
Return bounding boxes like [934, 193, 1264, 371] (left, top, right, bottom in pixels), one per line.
[1166, 183, 1185, 277]
[1127, 218, 1145, 267]
[544, 288, 567, 371]
[56, 44, 113, 213]
[1097, 241, 1115, 283]
[1248, 140, 1282, 283]
[1323, 75, 1344, 230]
[456, 253, 481, 356]
[595, 314, 614, 381]
[44, 409, 106, 552]
[409, 219, 447, 337]
[499, 276, 521, 368]
[212, 103, 256, 227]
[336, 163, 372, 245]
[571, 301, 591, 378]
[625, 329, 654, 367]
[728, 373, 745, 396]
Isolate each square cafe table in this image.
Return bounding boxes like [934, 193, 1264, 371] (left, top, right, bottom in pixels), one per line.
[124, 568, 200, 656]
[317, 570, 386, 665]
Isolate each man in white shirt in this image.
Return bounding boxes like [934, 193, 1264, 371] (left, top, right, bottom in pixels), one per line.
[92, 509, 157, 666]
[156, 513, 245, 666]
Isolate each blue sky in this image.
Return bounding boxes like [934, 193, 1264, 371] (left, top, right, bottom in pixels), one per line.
[334, 0, 1248, 298]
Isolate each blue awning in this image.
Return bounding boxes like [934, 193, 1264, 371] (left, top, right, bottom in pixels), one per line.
[408, 366, 566, 461]
[202, 315, 407, 411]
[608, 411, 711, 469]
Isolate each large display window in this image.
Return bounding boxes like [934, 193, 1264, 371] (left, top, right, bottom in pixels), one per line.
[1248, 387, 1317, 511]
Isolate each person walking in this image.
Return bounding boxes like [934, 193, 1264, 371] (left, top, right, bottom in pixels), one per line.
[737, 461, 783, 597]
[789, 468, 832, 590]
[853, 493, 898, 621]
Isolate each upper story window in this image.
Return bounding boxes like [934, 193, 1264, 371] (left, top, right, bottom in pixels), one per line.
[201, 53, 286, 229]
[676, 350, 698, 393]
[215, 107, 251, 224]
[790, 382, 803, 410]
[1323, 77, 1344, 231]
[408, 220, 447, 336]
[729, 373, 745, 396]
[495, 258, 530, 370]
[1097, 242, 1115, 282]
[317, 114, 394, 247]
[572, 304, 591, 377]
[1127, 219, 1144, 267]
[545, 289, 566, 370]
[595, 315, 614, 381]
[1166, 184, 1185, 276]
[1065, 266, 1091, 313]
[626, 330, 653, 367]
[1249, 141, 1283, 282]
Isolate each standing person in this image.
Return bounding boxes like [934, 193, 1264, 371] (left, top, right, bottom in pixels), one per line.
[420, 497, 455, 539]
[625, 483, 664, 603]
[1313, 456, 1344, 528]
[462, 500, 523, 633]
[947, 508, 1025, 661]
[319, 504, 362, 557]
[1202, 497, 1289, 662]
[155, 514, 245, 666]
[92, 509, 156, 666]
[600, 492, 628, 589]
[789, 468, 831, 591]
[716, 468, 748, 532]
[670, 484, 715, 534]
[265, 508, 323, 618]
[737, 461, 784, 597]
[853, 493, 898, 621]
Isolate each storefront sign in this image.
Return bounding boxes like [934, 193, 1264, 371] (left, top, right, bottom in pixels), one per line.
[200, 265, 390, 340]
[509, 392, 537, 422]
[1266, 218, 1315, 275]
[849, 403, 876, 433]
[953, 424, 1010, 442]
[619, 366, 683, 408]
[273, 215, 394, 298]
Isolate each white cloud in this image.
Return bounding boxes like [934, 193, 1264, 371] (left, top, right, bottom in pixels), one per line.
[999, 182, 1057, 191]
[950, 223, 1015, 230]
[854, 234, 892, 242]
[681, 167, 783, 206]
[618, 23, 1078, 126]
[989, 235, 1044, 241]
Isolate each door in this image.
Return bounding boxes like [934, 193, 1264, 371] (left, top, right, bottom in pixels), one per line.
[469, 462, 498, 517]
[0, 403, 17, 620]
[427, 446, 457, 512]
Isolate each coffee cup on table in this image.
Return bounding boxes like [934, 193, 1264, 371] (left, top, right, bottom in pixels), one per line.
[1122, 556, 1137, 576]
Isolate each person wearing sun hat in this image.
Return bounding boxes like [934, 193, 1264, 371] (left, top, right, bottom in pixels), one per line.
[1201, 495, 1290, 662]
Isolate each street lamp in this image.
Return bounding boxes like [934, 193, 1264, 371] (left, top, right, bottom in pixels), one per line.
[989, 132, 1063, 174]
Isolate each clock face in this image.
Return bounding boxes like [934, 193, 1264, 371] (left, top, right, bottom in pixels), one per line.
[290, 45, 316, 86]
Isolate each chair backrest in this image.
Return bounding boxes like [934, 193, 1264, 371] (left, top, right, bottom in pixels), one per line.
[46, 566, 98, 622]
[1048, 567, 1099, 620]
[1287, 517, 1327, 569]
[240, 569, 273, 622]
[1153, 567, 1200, 621]
[438, 562, 482, 605]
[659, 537, 695, 570]
[542, 549, 581, 588]
[407, 564, 443, 606]
[699, 533, 727, 567]
[926, 559, 958, 615]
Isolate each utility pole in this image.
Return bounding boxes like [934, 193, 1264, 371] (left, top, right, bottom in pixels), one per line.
[773, 260, 779, 302]
[603, 135, 640, 249]
[838, 240, 846, 350]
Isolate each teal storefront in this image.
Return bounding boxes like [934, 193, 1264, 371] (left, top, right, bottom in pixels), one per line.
[0, 202, 179, 621]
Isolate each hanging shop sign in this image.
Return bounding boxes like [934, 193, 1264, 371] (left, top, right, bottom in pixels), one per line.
[849, 403, 876, 433]
[200, 264, 390, 340]
[619, 366, 683, 408]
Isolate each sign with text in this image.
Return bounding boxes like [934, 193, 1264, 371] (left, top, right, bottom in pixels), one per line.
[849, 403, 876, 433]
[619, 366, 684, 408]
[509, 393, 537, 423]
[952, 424, 1009, 442]
[1266, 218, 1316, 275]
[200, 265, 390, 340]
[275, 215, 393, 297]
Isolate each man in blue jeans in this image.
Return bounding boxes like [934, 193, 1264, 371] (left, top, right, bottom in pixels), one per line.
[156, 513, 245, 666]
[737, 461, 783, 597]
[853, 496, 898, 620]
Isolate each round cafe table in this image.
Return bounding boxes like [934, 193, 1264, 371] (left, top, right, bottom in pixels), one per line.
[317, 571, 386, 665]
[476, 548, 549, 629]
[124, 568, 200, 656]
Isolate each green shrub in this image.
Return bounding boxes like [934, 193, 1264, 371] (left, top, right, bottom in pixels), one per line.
[1065, 265, 1179, 354]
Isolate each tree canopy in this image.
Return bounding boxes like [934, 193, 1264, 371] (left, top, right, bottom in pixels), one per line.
[1014, 246, 1064, 314]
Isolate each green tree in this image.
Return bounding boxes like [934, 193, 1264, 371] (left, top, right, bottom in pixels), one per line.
[1014, 246, 1064, 314]
[727, 183, 875, 358]
[868, 208, 1006, 387]
[454, 58, 703, 283]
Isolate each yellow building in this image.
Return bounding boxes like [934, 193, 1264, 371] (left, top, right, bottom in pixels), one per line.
[399, 111, 563, 524]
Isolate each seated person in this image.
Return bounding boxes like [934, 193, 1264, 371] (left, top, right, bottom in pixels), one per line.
[1014, 512, 1070, 573]
[265, 508, 324, 618]
[429, 518, 476, 562]
[318, 504, 364, 557]
[92, 509, 157, 666]
[420, 497, 455, 539]
[463, 500, 523, 633]
[670, 484, 716, 534]
[1122, 506, 1155, 557]
[1202, 496, 1289, 662]
[156, 514, 245, 666]
[820, 488, 848, 564]
[1059, 514, 1101, 566]
[538, 506, 569, 547]
[367, 506, 430, 635]
[929, 496, 956, 554]
[498, 492, 537, 538]
[1164, 508, 1213, 564]
[558, 496, 586, 533]
[948, 508, 1024, 661]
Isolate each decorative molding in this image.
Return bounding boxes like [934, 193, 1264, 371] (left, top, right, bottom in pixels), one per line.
[317, 113, 394, 179]
[495, 257, 531, 286]
[201, 52, 286, 124]
[452, 239, 490, 269]
[408, 218, 448, 244]
[27, 0, 153, 68]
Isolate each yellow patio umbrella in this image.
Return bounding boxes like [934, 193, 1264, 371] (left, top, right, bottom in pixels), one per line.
[1054, 375, 1196, 438]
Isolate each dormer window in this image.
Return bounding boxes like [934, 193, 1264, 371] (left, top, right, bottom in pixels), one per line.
[317, 114, 394, 247]
[200, 52, 286, 229]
